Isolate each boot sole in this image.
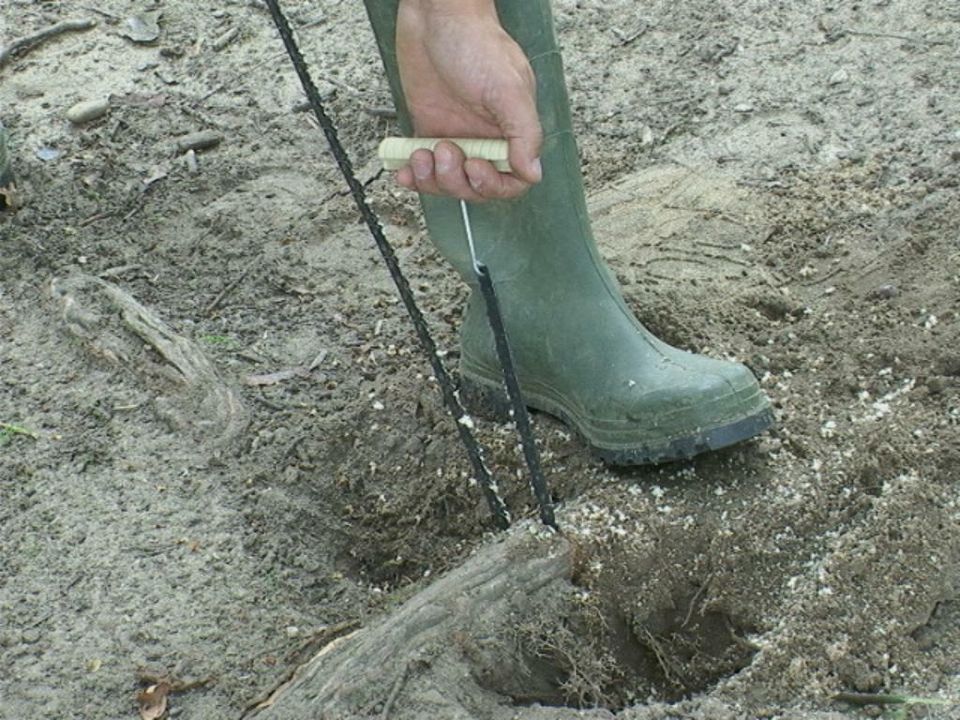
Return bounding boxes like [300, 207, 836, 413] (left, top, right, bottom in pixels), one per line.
[460, 375, 774, 466]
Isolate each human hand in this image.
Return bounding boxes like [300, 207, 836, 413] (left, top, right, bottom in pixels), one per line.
[393, 0, 543, 201]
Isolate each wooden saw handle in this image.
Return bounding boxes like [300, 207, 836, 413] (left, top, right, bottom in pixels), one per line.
[378, 137, 511, 173]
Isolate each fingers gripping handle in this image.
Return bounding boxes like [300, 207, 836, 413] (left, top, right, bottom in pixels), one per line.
[378, 137, 511, 173]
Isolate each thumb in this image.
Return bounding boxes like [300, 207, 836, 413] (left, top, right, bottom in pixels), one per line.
[491, 76, 543, 185]
[508, 132, 543, 186]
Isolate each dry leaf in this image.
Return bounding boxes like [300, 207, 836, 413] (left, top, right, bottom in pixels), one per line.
[137, 682, 171, 720]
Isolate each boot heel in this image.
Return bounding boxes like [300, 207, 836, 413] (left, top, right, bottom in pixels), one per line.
[460, 377, 513, 422]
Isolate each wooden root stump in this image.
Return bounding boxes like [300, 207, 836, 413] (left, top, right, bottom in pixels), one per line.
[244, 531, 620, 720]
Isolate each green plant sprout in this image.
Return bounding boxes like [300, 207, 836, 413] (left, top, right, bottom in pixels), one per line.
[0, 421, 39, 445]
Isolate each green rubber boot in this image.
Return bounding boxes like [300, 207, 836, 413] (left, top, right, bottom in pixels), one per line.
[364, 0, 773, 464]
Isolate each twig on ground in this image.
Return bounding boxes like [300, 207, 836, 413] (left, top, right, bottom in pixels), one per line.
[211, 27, 240, 51]
[136, 668, 217, 694]
[204, 259, 256, 315]
[199, 50, 287, 103]
[0, 19, 97, 69]
[80, 211, 113, 227]
[240, 621, 362, 717]
[363, 105, 397, 120]
[79, 6, 119, 21]
[834, 692, 956, 708]
[199, 83, 227, 102]
[122, 196, 146, 222]
[612, 23, 648, 46]
[846, 29, 944, 45]
[292, 94, 378, 114]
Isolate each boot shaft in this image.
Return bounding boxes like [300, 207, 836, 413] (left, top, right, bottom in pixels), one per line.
[362, 0, 601, 284]
[362, 1, 775, 463]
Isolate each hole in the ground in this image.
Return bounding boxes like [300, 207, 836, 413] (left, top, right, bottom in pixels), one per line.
[631, 587, 761, 702]
[470, 581, 760, 711]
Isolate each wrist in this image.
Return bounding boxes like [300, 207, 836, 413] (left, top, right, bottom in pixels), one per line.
[401, 0, 497, 20]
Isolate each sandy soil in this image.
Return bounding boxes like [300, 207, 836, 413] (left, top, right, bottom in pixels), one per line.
[1, 0, 958, 718]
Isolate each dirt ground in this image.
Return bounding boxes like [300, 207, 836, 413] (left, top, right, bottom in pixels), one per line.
[1, 0, 958, 718]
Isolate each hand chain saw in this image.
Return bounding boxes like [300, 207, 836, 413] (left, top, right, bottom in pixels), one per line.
[264, 0, 557, 530]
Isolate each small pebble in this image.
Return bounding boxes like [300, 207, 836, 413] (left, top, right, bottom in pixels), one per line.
[122, 13, 160, 43]
[66, 99, 110, 125]
[828, 69, 849, 86]
[756, 437, 782, 455]
[871, 284, 898, 300]
[21, 628, 41, 644]
[184, 149, 199, 173]
[175, 130, 224, 154]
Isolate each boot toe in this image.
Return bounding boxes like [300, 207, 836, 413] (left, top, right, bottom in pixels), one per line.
[586, 353, 773, 464]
